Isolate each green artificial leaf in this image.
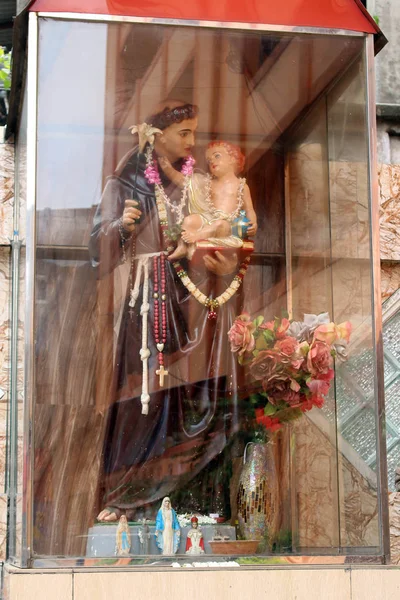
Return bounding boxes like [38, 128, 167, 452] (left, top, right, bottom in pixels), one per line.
[300, 342, 310, 356]
[253, 315, 264, 328]
[262, 329, 275, 343]
[248, 393, 262, 405]
[255, 335, 269, 351]
[284, 408, 303, 421]
[263, 402, 278, 416]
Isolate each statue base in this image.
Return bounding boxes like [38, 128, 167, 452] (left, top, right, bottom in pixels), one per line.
[86, 523, 236, 557]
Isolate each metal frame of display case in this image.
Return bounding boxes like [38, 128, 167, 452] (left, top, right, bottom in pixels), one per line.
[18, 10, 389, 568]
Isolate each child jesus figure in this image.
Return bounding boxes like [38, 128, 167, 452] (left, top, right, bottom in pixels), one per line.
[159, 141, 258, 261]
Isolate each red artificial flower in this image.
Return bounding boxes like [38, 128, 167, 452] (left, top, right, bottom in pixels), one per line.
[311, 394, 325, 409]
[299, 395, 314, 412]
[255, 409, 282, 432]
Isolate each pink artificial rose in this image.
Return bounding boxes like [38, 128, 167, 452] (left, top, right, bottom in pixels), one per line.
[306, 340, 333, 376]
[290, 357, 304, 370]
[260, 318, 290, 339]
[228, 313, 255, 356]
[337, 321, 352, 343]
[260, 320, 275, 332]
[282, 388, 301, 407]
[306, 376, 331, 397]
[250, 350, 279, 382]
[275, 318, 291, 340]
[313, 322, 338, 345]
[274, 336, 304, 370]
[264, 373, 300, 405]
[274, 336, 299, 358]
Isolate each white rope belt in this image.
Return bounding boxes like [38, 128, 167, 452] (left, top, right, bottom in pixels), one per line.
[129, 251, 168, 415]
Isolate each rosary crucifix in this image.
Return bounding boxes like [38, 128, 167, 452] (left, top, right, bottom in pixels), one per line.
[156, 365, 169, 386]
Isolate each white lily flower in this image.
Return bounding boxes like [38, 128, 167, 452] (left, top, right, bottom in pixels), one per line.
[129, 122, 162, 152]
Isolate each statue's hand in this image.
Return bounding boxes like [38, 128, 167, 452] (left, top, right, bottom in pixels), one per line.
[158, 156, 173, 173]
[122, 199, 141, 233]
[247, 221, 258, 236]
[203, 251, 238, 276]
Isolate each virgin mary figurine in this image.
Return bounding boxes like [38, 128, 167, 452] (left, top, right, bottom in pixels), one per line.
[115, 515, 131, 556]
[155, 497, 181, 555]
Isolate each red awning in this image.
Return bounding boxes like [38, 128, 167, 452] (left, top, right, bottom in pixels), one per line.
[27, 0, 379, 34]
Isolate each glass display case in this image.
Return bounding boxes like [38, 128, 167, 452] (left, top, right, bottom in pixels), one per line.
[10, 7, 388, 567]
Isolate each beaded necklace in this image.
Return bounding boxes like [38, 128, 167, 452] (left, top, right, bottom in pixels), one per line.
[174, 257, 250, 320]
[144, 146, 194, 225]
[143, 151, 251, 320]
[203, 174, 245, 223]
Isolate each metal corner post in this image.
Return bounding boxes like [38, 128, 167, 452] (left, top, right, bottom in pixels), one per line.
[365, 33, 390, 563]
[22, 10, 39, 568]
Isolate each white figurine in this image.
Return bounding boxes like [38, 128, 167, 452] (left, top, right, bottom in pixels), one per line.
[185, 516, 205, 555]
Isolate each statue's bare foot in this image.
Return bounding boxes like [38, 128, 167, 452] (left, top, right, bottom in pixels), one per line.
[181, 229, 201, 244]
[97, 509, 119, 522]
[168, 239, 188, 261]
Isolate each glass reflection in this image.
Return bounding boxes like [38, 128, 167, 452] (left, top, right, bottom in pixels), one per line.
[31, 17, 381, 561]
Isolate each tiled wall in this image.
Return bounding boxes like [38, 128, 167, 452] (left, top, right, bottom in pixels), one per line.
[0, 141, 14, 564]
[379, 164, 400, 297]
[4, 566, 400, 600]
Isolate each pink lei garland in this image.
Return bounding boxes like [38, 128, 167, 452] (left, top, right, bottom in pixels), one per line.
[144, 153, 195, 185]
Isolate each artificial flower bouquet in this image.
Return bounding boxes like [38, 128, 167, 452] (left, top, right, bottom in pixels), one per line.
[177, 514, 217, 528]
[228, 312, 352, 433]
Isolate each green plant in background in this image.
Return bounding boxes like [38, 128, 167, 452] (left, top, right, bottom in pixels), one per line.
[256, 528, 294, 554]
[0, 47, 11, 90]
[237, 556, 285, 566]
[373, 15, 380, 26]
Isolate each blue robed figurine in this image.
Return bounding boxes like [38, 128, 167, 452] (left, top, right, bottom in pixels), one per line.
[155, 497, 181, 555]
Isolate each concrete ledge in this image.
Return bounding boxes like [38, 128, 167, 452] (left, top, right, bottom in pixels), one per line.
[3, 564, 400, 600]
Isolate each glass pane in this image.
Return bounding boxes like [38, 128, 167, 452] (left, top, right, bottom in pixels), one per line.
[8, 80, 28, 566]
[327, 55, 380, 551]
[31, 16, 382, 564]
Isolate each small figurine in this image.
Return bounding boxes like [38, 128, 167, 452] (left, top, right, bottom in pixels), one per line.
[160, 141, 258, 260]
[115, 514, 131, 556]
[138, 517, 151, 555]
[155, 497, 181, 555]
[185, 516, 205, 555]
